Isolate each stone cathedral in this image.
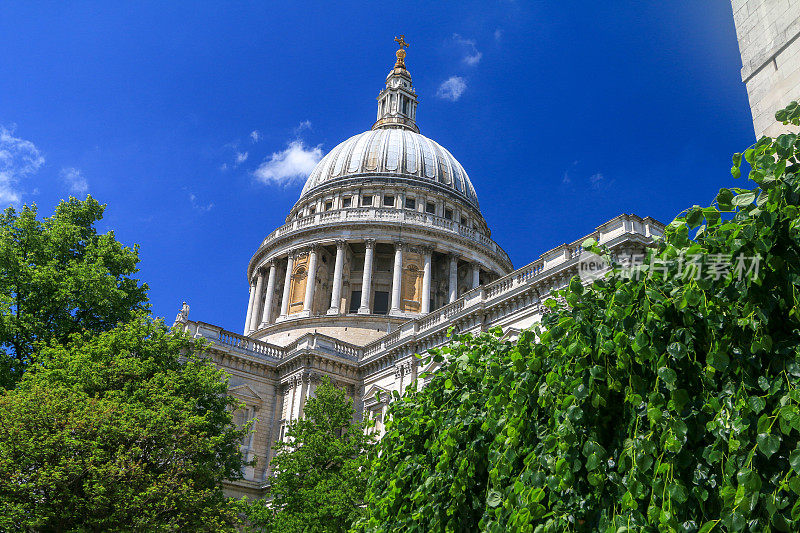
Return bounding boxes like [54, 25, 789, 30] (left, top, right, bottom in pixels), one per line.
[174, 39, 663, 499]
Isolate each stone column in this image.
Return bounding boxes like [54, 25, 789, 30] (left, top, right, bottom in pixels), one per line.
[279, 253, 295, 319]
[358, 239, 376, 314]
[448, 254, 459, 303]
[472, 263, 481, 289]
[390, 242, 403, 314]
[248, 267, 266, 333]
[327, 240, 346, 315]
[259, 261, 277, 327]
[421, 247, 432, 314]
[303, 245, 319, 315]
[243, 282, 256, 335]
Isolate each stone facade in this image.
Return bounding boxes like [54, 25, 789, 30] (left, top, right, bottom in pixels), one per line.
[731, 0, 800, 138]
[174, 44, 665, 499]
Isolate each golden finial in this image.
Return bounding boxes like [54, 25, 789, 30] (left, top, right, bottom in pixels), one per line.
[394, 35, 410, 50]
[394, 35, 410, 68]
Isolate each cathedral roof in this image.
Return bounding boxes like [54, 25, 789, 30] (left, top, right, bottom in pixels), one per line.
[298, 36, 480, 208]
[299, 129, 479, 207]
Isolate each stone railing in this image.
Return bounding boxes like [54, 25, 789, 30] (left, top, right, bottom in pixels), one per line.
[179, 320, 366, 362]
[259, 207, 511, 267]
[359, 213, 664, 361]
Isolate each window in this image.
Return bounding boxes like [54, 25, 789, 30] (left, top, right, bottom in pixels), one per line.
[309, 206, 316, 215]
[462, 217, 469, 227]
[361, 195, 373, 206]
[383, 195, 395, 206]
[349, 291, 361, 313]
[374, 291, 389, 315]
[405, 198, 416, 209]
[342, 197, 352, 208]
[324, 201, 333, 211]
[444, 208, 453, 220]
[426, 202, 436, 214]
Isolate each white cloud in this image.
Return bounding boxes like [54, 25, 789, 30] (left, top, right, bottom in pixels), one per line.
[293, 120, 312, 135]
[0, 125, 44, 205]
[453, 34, 482, 66]
[60, 167, 88, 194]
[437, 76, 467, 101]
[494, 29, 503, 42]
[589, 172, 614, 190]
[189, 193, 214, 212]
[254, 140, 322, 186]
[235, 151, 249, 164]
[562, 160, 578, 185]
[250, 130, 262, 143]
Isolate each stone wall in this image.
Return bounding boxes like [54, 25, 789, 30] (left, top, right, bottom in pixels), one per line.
[731, 0, 800, 138]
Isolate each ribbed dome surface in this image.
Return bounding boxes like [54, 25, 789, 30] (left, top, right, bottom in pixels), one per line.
[300, 129, 479, 207]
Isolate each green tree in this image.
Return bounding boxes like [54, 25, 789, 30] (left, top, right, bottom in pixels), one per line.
[360, 101, 800, 532]
[0, 196, 149, 387]
[0, 316, 248, 531]
[248, 377, 375, 532]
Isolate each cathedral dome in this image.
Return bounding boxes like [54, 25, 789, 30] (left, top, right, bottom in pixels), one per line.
[299, 129, 479, 207]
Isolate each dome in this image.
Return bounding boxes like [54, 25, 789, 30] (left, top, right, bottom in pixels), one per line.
[299, 129, 479, 207]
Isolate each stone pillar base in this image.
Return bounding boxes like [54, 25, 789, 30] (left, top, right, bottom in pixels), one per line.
[326, 308, 340, 315]
[357, 307, 371, 315]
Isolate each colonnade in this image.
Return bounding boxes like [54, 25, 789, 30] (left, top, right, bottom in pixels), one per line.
[243, 240, 484, 335]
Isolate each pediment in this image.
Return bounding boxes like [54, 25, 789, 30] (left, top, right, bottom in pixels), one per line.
[229, 383, 264, 401]
[500, 328, 521, 342]
[363, 383, 391, 405]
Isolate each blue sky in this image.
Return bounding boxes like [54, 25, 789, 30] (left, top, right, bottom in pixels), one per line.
[0, 1, 754, 331]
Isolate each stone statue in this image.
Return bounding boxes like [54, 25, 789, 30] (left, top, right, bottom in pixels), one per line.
[175, 301, 190, 324]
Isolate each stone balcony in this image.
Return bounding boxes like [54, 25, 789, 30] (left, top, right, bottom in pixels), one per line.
[256, 206, 512, 270]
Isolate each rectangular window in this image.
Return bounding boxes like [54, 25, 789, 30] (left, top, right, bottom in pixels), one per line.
[444, 208, 453, 220]
[348, 291, 361, 313]
[405, 198, 416, 209]
[342, 197, 352, 208]
[361, 195, 373, 206]
[426, 202, 436, 214]
[373, 291, 389, 315]
[309, 207, 316, 215]
[383, 195, 395, 206]
[324, 201, 333, 211]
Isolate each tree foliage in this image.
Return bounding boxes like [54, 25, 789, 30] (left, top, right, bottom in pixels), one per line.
[247, 377, 375, 532]
[359, 101, 800, 531]
[0, 196, 149, 387]
[0, 316, 247, 531]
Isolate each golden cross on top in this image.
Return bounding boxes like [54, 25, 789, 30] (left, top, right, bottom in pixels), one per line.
[394, 35, 410, 50]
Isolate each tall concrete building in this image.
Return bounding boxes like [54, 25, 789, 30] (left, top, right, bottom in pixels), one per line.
[174, 40, 663, 499]
[731, 0, 800, 138]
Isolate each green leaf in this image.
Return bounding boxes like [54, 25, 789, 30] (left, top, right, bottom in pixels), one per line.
[698, 520, 718, 533]
[658, 367, 677, 390]
[717, 189, 734, 210]
[487, 490, 502, 508]
[732, 191, 756, 207]
[757, 433, 781, 458]
[790, 450, 800, 474]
